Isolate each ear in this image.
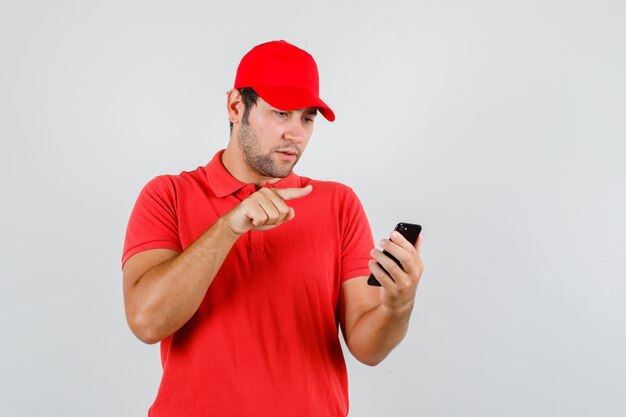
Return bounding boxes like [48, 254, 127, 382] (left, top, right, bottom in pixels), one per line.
[226, 89, 244, 125]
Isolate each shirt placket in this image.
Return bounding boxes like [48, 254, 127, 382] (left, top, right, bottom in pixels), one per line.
[235, 184, 265, 257]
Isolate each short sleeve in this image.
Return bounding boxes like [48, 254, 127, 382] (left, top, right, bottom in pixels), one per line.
[339, 187, 374, 282]
[121, 175, 183, 269]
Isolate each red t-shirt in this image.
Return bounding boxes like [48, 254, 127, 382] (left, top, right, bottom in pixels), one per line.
[122, 150, 374, 417]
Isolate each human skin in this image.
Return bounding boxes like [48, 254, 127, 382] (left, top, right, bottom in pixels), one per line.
[122, 89, 424, 365]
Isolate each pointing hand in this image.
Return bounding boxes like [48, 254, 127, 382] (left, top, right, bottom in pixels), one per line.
[226, 185, 313, 235]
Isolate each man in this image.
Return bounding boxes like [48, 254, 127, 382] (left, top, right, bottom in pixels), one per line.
[122, 40, 424, 417]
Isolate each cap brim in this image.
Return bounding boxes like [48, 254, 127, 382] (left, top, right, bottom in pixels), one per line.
[252, 86, 335, 122]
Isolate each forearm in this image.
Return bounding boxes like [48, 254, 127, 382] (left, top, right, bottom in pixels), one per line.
[127, 216, 240, 343]
[347, 302, 413, 366]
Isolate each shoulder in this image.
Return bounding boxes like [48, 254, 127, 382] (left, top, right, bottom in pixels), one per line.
[132, 166, 209, 214]
[300, 176, 358, 197]
[141, 165, 208, 194]
[297, 176, 365, 212]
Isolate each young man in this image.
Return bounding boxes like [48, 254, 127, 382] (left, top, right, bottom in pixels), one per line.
[122, 40, 424, 417]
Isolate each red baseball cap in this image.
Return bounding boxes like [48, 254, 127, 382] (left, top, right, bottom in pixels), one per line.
[234, 40, 335, 122]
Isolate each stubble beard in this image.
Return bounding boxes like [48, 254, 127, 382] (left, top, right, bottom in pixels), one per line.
[238, 119, 301, 179]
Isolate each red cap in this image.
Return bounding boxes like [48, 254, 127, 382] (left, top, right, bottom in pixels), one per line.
[234, 40, 335, 122]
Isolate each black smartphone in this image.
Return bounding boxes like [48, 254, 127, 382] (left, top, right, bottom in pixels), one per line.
[367, 222, 422, 286]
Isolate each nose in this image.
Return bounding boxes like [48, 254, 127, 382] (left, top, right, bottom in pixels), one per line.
[283, 116, 306, 144]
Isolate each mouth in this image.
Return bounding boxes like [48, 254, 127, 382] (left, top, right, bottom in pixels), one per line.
[275, 147, 300, 161]
[276, 147, 299, 156]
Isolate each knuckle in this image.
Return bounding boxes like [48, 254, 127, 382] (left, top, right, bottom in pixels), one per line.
[400, 280, 413, 291]
[246, 193, 260, 204]
[386, 261, 401, 275]
[397, 252, 411, 265]
[257, 211, 268, 223]
[258, 189, 272, 199]
[393, 277, 406, 289]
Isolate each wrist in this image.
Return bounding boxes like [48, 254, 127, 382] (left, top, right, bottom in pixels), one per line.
[380, 301, 414, 320]
[218, 214, 246, 238]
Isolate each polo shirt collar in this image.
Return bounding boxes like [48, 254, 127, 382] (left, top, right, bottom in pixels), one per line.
[205, 149, 301, 197]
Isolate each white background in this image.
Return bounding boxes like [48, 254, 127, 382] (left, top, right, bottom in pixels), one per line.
[1, 1, 625, 416]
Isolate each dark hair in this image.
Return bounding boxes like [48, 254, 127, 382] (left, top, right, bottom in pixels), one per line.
[230, 87, 259, 133]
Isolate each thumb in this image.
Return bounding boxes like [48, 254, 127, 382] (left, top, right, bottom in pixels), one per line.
[274, 184, 313, 201]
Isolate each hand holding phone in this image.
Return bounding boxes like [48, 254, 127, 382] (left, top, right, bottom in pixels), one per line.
[367, 222, 422, 287]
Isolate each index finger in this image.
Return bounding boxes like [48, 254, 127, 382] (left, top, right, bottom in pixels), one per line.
[274, 184, 313, 200]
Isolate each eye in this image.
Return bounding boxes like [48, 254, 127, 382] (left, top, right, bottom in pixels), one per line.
[274, 110, 288, 117]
